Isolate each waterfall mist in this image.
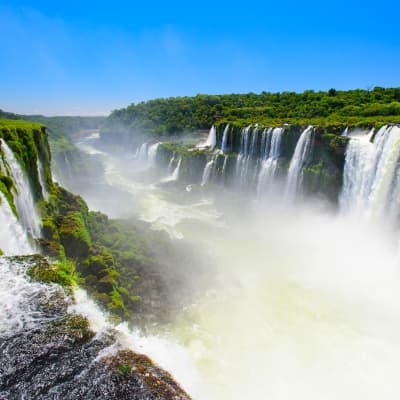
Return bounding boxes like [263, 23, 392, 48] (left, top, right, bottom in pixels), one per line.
[46, 125, 400, 399]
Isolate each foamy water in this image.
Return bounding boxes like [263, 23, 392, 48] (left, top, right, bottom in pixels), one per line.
[69, 129, 400, 399]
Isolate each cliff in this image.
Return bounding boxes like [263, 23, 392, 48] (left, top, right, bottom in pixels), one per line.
[0, 255, 190, 400]
[0, 119, 191, 399]
[153, 123, 349, 202]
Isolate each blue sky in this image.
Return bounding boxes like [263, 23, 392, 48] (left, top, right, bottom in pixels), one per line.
[0, 0, 399, 115]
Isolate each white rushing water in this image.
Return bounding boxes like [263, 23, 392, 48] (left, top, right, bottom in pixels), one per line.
[59, 128, 400, 399]
[164, 204, 400, 400]
[147, 142, 160, 167]
[0, 139, 41, 238]
[235, 126, 253, 187]
[0, 252, 203, 397]
[136, 142, 149, 163]
[257, 127, 284, 195]
[162, 156, 182, 182]
[0, 192, 32, 255]
[340, 125, 400, 220]
[205, 125, 217, 149]
[70, 288, 204, 397]
[0, 257, 61, 337]
[167, 152, 177, 173]
[201, 159, 215, 186]
[171, 157, 182, 180]
[198, 126, 217, 149]
[37, 159, 49, 200]
[221, 124, 230, 153]
[285, 126, 314, 200]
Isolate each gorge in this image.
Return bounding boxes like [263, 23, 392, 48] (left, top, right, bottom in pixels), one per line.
[2, 90, 400, 399]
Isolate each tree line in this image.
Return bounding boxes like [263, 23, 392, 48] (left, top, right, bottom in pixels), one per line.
[102, 87, 400, 137]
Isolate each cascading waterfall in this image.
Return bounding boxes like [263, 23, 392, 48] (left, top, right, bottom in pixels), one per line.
[136, 142, 149, 163]
[63, 153, 74, 181]
[171, 157, 182, 181]
[285, 126, 314, 200]
[201, 158, 215, 186]
[340, 125, 400, 220]
[197, 126, 217, 149]
[236, 126, 253, 187]
[0, 138, 198, 398]
[0, 257, 58, 337]
[34, 127, 400, 400]
[204, 125, 217, 149]
[260, 128, 272, 159]
[221, 155, 228, 177]
[147, 142, 160, 166]
[257, 127, 284, 195]
[0, 139, 41, 238]
[221, 124, 230, 153]
[0, 192, 32, 255]
[162, 156, 182, 182]
[0, 253, 198, 397]
[37, 159, 49, 200]
[168, 152, 177, 173]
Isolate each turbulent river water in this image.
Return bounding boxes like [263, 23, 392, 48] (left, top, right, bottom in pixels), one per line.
[68, 130, 400, 399]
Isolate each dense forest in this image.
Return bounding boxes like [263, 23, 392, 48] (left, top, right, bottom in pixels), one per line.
[102, 87, 400, 138]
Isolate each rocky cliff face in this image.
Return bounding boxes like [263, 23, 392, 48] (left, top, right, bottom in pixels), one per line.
[0, 256, 190, 400]
[154, 123, 350, 202]
[0, 120, 52, 210]
[0, 120, 191, 400]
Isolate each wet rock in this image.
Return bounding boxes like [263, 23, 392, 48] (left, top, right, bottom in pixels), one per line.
[0, 256, 191, 400]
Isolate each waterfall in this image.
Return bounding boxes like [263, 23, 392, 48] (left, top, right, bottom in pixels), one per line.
[161, 157, 182, 182]
[0, 257, 56, 337]
[37, 159, 49, 200]
[201, 159, 215, 186]
[0, 192, 32, 255]
[0, 139, 41, 238]
[197, 126, 217, 149]
[147, 142, 160, 166]
[257, 127, 284, 195]
[221, 155, 229, 178]
[221, 124, 230, 153]
[260, 128, 273, 159]
[63, 153, 74, 181]
[339, 128, 375, 214]
[249, 126, 259, 156]
[340, 125, 400, 220]
[240, 126, 252, 157]
[171, 157, 182, 181]
[285, 126, 314, 200]
[136, 142, 149, 162]
[236, 126, 252, 187]
[204, 126, 217, 149]
[168, 152, 177, 173]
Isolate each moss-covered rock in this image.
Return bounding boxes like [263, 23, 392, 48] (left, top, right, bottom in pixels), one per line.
[27, 257, 78, 289]
[0, 119, 53, 202]
[102, 350, 191, 399]
[59, 211, 92, 259]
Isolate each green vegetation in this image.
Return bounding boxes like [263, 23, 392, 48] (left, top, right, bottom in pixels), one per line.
[0, 119, 52, 212]
[41, 184, 162, 321]
[0, 118, 175, 322]
[102, 87, 400, 139]
[0, 117, 182, 324]
[50, 314, 94, 342]
[0, 110, 106, 187]
[27, 258, 78, 289]
[0, 110, 105, 148]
